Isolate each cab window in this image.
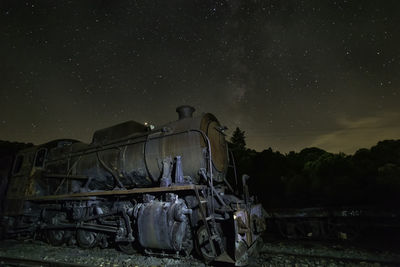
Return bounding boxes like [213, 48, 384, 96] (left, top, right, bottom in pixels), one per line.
[12, 155, 24, 175]
[34, 148, 47, 168]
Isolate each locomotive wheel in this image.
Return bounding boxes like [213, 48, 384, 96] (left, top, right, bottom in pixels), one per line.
[338, 224, 361, 240]
[46, 230, 67, 246]
[117, 242, 136, 254]
[76, 229, 98, 249]
[182, 224, 194, 256]
[195, 225, 216, 261]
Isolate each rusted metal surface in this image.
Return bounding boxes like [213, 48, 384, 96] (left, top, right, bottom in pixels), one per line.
[92, 120, 147, 145]
[176, 105, 195, 120]
[34, 111, 229, 192]
[136, 197, 192, 251]
[234, 209, 251, 264]
[200, 115, 228, 177]
[233, 204, 266, 266]
[251, 204, 266, 235]
[3, 147, 37, 215]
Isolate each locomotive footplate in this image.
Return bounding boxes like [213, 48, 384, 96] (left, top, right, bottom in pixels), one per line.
[25, 185, 207, 201]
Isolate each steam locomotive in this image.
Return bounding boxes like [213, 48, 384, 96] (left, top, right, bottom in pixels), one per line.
[0, 106, 265, 266]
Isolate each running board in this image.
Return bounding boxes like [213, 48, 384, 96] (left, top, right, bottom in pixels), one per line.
[25, 185, 206, 201]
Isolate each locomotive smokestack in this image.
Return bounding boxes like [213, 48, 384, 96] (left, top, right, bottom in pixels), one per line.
[176, 105, 195, 120]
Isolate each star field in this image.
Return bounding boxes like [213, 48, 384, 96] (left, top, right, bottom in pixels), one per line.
[1, 0, 399, 153]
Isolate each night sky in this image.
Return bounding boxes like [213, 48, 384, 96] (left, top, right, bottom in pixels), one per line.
[1, 1, 399, 154]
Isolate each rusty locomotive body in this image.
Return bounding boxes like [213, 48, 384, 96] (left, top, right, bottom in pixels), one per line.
[1, 106, 265, 265]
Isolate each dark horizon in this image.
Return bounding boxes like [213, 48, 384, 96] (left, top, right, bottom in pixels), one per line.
[1, 1, 399, 154]
[2, 136, 399, 158]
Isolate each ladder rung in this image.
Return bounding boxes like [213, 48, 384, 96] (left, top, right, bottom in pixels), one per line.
[200, 200, 208, 204]
[206, 216, 214, 221]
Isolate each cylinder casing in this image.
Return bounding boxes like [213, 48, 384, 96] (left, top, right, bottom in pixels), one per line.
[136, 200, 189, 251]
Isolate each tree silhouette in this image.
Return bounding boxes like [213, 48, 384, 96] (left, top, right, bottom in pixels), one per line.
[227, 134, 400, 208]
[230, 127, 246, 151]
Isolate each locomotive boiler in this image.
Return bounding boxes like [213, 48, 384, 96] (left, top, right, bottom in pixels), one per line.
[1, 106, 265, 265]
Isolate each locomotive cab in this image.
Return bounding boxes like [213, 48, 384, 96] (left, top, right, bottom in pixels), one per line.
[3, 147, 37, 216]
[3, 140, 81, 215]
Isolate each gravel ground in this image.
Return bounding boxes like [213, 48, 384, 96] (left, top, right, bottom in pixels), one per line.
[0, 238, 399, 266]
[0, 239, 206, 267]
[252, 239, 400, 267]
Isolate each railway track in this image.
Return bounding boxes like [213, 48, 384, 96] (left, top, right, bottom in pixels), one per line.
[0, 239, 205, 267]
[0, 256, 87, 267]
[1, 238, 399, 266]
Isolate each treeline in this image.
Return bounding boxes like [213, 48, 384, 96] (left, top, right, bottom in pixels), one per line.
[0, 140, 33, 156]
[0, 140, 33, 172]
[228, 128, 400, 208]
[1, 136, 399, 209]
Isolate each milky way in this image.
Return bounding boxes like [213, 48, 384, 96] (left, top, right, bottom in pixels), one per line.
[1, 1, 399, 153]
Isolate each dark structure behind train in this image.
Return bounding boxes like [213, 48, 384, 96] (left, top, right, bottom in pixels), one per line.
[0, 106, 266, 266]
